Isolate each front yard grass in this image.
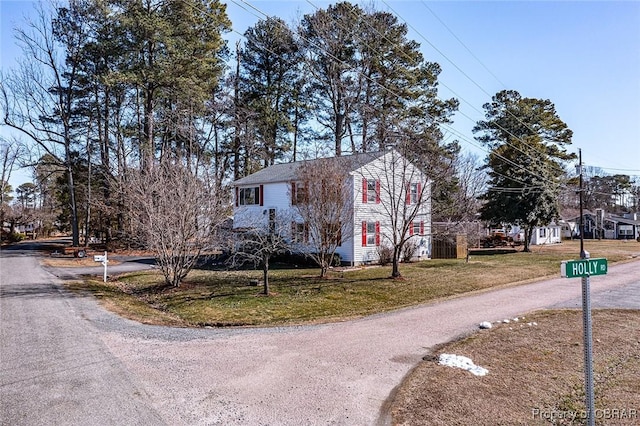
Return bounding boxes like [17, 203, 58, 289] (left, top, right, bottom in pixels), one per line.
[67, 239, 640, 327]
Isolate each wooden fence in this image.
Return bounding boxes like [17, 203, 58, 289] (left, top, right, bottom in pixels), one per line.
[432, 234, 467, 259]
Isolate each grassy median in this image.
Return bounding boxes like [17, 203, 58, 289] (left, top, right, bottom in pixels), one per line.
[64, 240, 640, 327]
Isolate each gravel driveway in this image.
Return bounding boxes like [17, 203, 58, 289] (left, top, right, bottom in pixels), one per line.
[2, 242, 639, 425]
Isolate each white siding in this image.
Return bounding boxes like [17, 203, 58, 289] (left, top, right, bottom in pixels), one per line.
[233, 181, 293, 229]
[334, 175, 355, 263]
[530, 225, 562, 245]
[233, 179, 357, 262]
[232, 149, 433, 265]
[351, 150, 431, 264]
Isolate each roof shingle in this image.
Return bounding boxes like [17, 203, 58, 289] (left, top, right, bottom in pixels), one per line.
[232, 151, 387, 186]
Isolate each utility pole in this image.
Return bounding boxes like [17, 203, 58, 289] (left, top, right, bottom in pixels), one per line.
[578, 148, 595, 426]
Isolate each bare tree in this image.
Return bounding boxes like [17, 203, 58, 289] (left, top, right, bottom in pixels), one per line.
[292, 157, 354, 277]
[454, 152, 487, 220]
[359, 149, 430, 278]
[1, 2, 85, 246]
[126, 162, 228, 287]
[1, 138, 24, 228]
[229, 215, 290, 296]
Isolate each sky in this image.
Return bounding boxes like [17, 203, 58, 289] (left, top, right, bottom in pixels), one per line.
[1, 0, 639, 190]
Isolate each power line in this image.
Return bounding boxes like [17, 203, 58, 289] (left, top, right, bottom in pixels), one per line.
[230, 0, 572, 192]
[381, 0, 570, 179]
[419, 1, 508, 89]
[311, 0, 570, 183]
[583, 165, 640, 174]
[303, 0, 564, 187]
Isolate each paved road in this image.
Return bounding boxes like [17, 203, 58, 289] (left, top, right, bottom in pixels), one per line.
[1, 241, 639, 425]
[0, 243, 165, 425]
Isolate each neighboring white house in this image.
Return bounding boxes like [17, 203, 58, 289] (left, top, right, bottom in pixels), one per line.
[232, 149, 432, 265]
[508, 223, 562, 245]
[529, 223, 562, 245]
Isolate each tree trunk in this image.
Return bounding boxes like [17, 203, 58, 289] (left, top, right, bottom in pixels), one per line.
[292, 101, 300, 162]
[523, 227, 532, 252]
[335, 112, 343, 156]
[84, 133, 92, 247]
[391, 258, 401, 278]
[142, 85, 154, 170]
[65, 144, 80, 247]
[391, 247, 402, 278]
[233, 42, 242, 180]
[262, 257, 270, 295]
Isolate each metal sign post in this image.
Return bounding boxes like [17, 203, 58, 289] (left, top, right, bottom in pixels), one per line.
[580, 250, 595, 426]
[561, 254, 599, 426]
[574, 148, 595, 426]
[93, 251, 108, 283]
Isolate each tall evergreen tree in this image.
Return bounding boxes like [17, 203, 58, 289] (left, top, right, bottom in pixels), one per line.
[297, 2, 458, 220]
[117, 0, 230, 168]
[240, 17, 302, 167]
[299, 2, 362, 156]
[474, 90, 575, 251]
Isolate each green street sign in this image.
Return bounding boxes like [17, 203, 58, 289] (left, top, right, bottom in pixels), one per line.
[561, 258, 608, 278]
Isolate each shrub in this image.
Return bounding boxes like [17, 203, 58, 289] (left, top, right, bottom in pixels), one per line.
[376, 244, 393, 266]
[8, 232, 25, 243]
[402, 240, 419, 263]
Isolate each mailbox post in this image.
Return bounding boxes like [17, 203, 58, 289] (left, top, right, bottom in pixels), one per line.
[93, 251, 108, 282]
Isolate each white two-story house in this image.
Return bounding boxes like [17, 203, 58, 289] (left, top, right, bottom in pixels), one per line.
[232, 149, 432, 265]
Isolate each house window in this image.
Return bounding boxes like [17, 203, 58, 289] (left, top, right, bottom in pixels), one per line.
[409, 221, 425, 236]
[539, 227, 546, 238]
[362, 221, 380, 246]
[291, 182, 307, 205]
[413, 222, 420, 236]
[292, 222, 308, 244]
[406, 182, 422, 205]
[362, 178, 380, 204]
[619, 225, 633, 236]
[238, 186, 262, 206]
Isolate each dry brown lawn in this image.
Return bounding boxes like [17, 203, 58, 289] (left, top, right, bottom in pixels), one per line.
[391, 309, 640, 425]
[42, 257, 121, 267]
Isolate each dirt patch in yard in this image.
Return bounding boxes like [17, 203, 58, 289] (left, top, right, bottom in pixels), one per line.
[391, 309, 640, 425]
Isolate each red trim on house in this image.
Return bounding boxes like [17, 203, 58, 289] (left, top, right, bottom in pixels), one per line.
[362, 221, 367, 246]
[420, 221, 424, 235]
[405, 182, 411, 205]
[409, 222, 414, 236]
[362, 178, 368, 203]
[375, 221, 380, 246]
[375, 180, 380, 204]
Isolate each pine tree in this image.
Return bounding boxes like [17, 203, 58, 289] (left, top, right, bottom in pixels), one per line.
[474, 90, 575, 251]
[240, 17, 302, 167]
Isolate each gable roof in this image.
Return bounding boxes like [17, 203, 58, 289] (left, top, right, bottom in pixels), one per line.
[562, 210, 640, 226]
[608, 215, 640, 226]
[232, 151, 388, 186]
